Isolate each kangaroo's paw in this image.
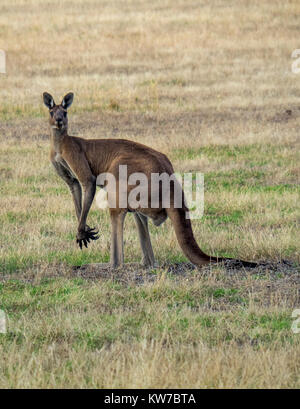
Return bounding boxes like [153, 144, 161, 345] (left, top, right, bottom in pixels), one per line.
[76, 227, 99, 249]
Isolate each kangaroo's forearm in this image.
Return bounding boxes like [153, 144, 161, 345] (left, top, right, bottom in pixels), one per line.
[69, 180, 82, 221]
[52, 162, 83, 221]
[78, 178, 96, 232]
[52, 161, 83, 221]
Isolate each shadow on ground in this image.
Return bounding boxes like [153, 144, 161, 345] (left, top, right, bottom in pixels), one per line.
[69, 259, 299, 285]
[0, 260, 299, 287]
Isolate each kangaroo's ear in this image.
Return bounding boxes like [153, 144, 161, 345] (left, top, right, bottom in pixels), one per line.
[43, 92, 55, 109]
[61, 92, 74, 109]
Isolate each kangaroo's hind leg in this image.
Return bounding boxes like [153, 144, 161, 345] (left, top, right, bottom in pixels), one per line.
[110, 209, 127, 268]
[134, 212, 156, 267]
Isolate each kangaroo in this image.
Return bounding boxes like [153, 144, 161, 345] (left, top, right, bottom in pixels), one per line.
[43, 92, 256, 269]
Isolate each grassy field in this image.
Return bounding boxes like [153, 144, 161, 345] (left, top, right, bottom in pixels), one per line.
[0, 0, 300, 388]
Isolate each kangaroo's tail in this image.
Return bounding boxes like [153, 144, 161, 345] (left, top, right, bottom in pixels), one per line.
[166, 205, 257, 268]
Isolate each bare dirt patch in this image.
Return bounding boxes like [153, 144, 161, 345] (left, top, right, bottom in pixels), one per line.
[1, 260, 298, 286]
[71, 259, 300, 283]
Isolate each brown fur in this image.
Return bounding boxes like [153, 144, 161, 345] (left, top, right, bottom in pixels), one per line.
[43, 92, 256, 268]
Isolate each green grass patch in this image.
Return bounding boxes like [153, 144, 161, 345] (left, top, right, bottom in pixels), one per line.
[0, 280, 296, 352]
[203, 206, 244, 225]
[0, 251, 110, 275]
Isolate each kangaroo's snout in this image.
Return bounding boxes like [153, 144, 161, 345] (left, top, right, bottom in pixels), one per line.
[56, 118, 63, 128]
[51, 109, 67, 129]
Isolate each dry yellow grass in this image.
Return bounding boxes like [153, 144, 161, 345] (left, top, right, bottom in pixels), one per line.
[1, 274, 300, 388]
[0, 0, 299, 389]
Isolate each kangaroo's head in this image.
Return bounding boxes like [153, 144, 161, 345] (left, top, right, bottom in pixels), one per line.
[43, 92, 74, 132]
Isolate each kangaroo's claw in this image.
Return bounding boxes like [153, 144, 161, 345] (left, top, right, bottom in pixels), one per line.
[76, 227, 100, 249]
